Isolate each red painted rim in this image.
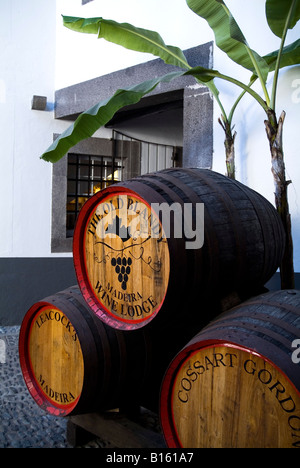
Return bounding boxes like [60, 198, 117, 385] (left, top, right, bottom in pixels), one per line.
[19, 302, 81, 417]
[73, 186, 169, 330]
[159, 338, 300, 448]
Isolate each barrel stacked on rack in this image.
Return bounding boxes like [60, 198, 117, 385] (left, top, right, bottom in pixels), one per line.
[160, 289, 300, 448]
[73, 168, 285, 330]
[19, 168, 300, 447]
[19, 286, 155, 416]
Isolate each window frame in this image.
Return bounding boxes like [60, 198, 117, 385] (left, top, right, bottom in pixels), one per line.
[66, 152, 123, 238]
[51, 135, 140, 253]
[51, 135, 116, 253]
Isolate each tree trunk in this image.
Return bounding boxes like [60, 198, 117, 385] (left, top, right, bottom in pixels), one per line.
[264, 109, 295, 289]
[219, 117, 236, 179]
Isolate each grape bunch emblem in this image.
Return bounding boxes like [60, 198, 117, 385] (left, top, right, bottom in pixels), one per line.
[111, 256, 132, 291]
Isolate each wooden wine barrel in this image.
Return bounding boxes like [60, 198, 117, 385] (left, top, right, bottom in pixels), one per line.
[19, 286, 153, 417]
[160, 289, 300, 448]
[73, 168, 285, 330]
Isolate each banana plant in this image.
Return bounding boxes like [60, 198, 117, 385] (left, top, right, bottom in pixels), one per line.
[41, 17, 229, 166]
[40, 1, 300, 287]
[42, 16, 255, 179]
[264, 0, 300, 290]
[186, 0, 300, 289]
[41, 10, 298, 177]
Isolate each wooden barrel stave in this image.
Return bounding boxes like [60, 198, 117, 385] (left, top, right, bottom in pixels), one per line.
[162, 168, 283, 286]
[126, 172, 218, 298]
[49, 285, 125, 410]
[160, 289, 300, 448]
[19, 286, 154, 417]
[176, 168, 283, 279]
[141, 170, 247, 293]
[125, 168, 285, 300]
[73, 168, 285, 330]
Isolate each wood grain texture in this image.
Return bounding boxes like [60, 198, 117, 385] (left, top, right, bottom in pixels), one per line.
[84, 193, 169, 326]
[74, 168, 285, 331]
[68, 410, 165, 448]
[160, 290, 300, 448]
[28, 306, 84, 409]
[19, 286, 161, 416]
[171, 345, 300, 448]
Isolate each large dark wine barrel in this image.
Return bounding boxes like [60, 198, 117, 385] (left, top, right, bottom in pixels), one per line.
[73, 168, 285, 330]
[19, 286, 153, 417]
[160, 289, 300, 448]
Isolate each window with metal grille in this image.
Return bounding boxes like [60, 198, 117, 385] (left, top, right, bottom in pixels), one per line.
[113, 130, 182, 174]
[66, 153, 123, 237]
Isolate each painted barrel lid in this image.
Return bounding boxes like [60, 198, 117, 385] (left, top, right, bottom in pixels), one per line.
[162, 343, 300, 448]
[73, 188, 170, 330]
[73, 167, 285, 331]
[19, 303, 84, 416]
[160, 290, 300, 448]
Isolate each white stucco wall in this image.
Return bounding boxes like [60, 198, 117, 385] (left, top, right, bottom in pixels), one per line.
[55, 0, 213, 89]
[0, 0, 55, 257]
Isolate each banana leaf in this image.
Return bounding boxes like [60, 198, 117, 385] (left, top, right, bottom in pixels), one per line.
[41, 71, 185, 163]
[186, 0, 269, 82]
[41, 7, 299, 164]
[41, 63, 269, 164]
[62, 14, 221, 116]
[264, 39, 300, 71]
[266, 0, 300, 38]
[62, 16, 190, 69]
